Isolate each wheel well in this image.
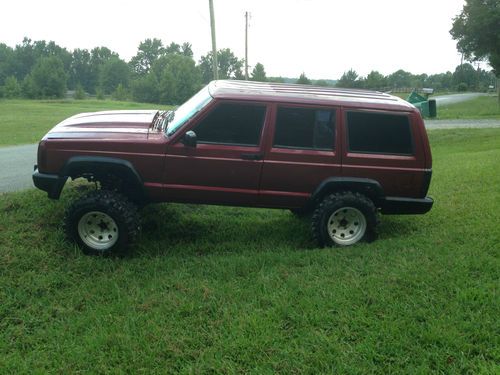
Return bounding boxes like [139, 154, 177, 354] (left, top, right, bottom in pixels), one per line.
[309, 177, 384, 209]
[62, 156, 147, 203]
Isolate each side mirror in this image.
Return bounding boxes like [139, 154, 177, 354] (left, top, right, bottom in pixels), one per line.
[182, 130, 197, 147]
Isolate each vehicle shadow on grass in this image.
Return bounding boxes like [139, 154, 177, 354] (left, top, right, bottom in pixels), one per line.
[136, 205, 431, 257]
[52, 186, 431, 257]
[136, 203, 314, 257]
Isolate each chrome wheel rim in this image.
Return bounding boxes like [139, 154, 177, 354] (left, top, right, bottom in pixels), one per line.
[77, 211, 119, 250]
[327, 207, 366, 245]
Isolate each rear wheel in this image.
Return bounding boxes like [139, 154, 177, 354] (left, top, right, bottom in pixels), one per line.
[312, 191, 377, 247]
[64, 190, 141, 256]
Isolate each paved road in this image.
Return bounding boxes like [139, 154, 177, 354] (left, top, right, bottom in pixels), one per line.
[425, 118, 500, 129]
[2, 117, 500, 194]
[0, 144, 38, 193]
[433, 92, 487, 106]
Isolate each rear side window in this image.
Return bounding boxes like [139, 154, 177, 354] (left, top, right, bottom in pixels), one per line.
[274, 107, 335, 150]
[194, 103, 266, 146]
[346, 111, 413, 155]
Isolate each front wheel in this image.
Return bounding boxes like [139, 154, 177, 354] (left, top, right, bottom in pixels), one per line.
[312, 191, 378, 247]
[64, 190, 141, 256]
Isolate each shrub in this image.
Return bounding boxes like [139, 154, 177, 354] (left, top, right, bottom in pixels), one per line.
[457, 82, 468, 92]
[112, 84, 129, 101]
[21, 75, 37, 99]
[131, 74, 159, 103]
[74, 84, 86, 100]
[95, 87, 105, 100]
[4, 76, 21, 98]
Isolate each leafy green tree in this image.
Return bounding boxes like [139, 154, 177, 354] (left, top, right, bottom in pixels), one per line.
[181, 42, 193, 58]
[3, 76, 21, 98]
[12, 38, 71, 83]
[296, 72, 311, 85]
[154, 54, 201, 104]
[21, 75, 37, 98]
[89, 47, 118, 93]
[69, 49, 92, 92]
[451, 0, 500, 79]
[364, 70, 387, 90]
[112, 83, 129, 101]
[336, 69, 359, 88]
[410, 73, 428, 89]
[268, 76, 285, 83]
[99, 57, 130, 94]
[198, 49, 244, 83]
[425, 72, 453, 91]
[250, 63, 267, 82]
[452, 63, 477, 90]
[457, 82, 468, 92]
[130, 38, 165, 76]
[387, 69, 413, 88]
[29, 56, 67, 98]
[0, 43, 15, 85]
[131, 74, 160, 103]
[314, 79, 328, 87]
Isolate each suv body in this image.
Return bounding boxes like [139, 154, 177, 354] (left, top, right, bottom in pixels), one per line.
[33, 80, 433, 253]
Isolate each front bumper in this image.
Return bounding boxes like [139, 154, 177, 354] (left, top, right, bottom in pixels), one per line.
[379, 196, 434, 215]
[32, 168, 67, 199]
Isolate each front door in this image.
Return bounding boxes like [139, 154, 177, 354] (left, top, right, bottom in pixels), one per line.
[163, 101, 270, 206]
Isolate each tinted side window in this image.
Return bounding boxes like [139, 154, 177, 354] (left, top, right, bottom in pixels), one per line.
[194, 103, 266, 146]
[274, 107, 335, 150]
[347, 112, 413, 155]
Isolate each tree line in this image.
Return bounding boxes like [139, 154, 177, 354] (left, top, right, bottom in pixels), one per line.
[334, 65, 495, 92]
[0, 37, 496, 104]
[0, 37, 264, 103]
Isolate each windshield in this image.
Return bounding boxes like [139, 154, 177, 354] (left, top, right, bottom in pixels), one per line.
[166, 85, 213, 136]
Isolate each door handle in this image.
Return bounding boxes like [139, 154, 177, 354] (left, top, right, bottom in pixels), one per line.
[241, 153, 263, 160]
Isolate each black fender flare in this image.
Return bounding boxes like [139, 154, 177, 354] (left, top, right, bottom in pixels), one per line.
[58, 156, 147, 201]
[308, 177, 385, 209]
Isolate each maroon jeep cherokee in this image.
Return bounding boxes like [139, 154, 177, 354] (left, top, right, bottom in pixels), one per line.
[33, 80, 433, 255]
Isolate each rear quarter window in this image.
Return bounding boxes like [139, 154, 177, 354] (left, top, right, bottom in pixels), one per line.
[346, 111, 413, 155]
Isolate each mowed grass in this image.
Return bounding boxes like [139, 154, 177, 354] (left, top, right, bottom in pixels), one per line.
[0, 129, 499, 373]
[437, 95, 500, 120]
[0, 99, 166, 147]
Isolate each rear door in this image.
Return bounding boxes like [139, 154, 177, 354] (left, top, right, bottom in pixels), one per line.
[259, 103, 341, 208]
[341, 109, 426, 197]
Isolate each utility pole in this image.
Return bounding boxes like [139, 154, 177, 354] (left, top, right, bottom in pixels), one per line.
[209, 0, 218, 80]
[245, 11, 249, 80]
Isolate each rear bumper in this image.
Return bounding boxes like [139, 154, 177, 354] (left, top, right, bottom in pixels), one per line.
[379, 196, 433, 215]
[32, 168, 67, 199]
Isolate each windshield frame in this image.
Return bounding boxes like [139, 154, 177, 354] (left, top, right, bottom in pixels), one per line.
[165, 85, 213, 137]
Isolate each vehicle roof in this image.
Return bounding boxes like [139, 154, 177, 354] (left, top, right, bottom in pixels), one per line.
[208, 80, 416, 112]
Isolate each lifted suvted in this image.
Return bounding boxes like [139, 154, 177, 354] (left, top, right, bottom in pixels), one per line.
[33, 80, 433, 255]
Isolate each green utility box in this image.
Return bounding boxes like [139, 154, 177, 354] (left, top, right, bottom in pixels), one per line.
[406, 90, 437, 118]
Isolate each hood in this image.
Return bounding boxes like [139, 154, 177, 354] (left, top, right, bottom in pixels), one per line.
[44, 110, 159, 140]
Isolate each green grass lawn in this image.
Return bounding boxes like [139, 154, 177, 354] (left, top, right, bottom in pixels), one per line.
[0, 99, 166, 147]
[0, 128, 499, 373]
[436, 95, 500, 120]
